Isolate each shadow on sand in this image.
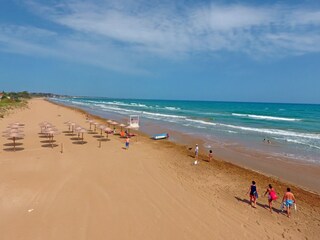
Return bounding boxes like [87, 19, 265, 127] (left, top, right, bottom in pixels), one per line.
[98, 138, 110, 142]
[72, 141, 88, 145]
[41, 144, 59, 148]
[3, 142, 23, 147]
[70, 137, 81, 141]
[234, 196, 284, 214]
[3, 147, 25, 152]
[41, 140, 56, 143]
[93, 135, 103, 138]
[87, 131, 97, 135]
[65, 133, 76, 136]
[38, 135, 49, 139]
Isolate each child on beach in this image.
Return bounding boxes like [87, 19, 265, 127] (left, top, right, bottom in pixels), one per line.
[208, 149, 213, 162]
[194, 144, 199, 165]
[264, 184, 278, 213]
[125, 137, 130, 150]
[282, 187, 296, 218]
[247, 181, 258, 208]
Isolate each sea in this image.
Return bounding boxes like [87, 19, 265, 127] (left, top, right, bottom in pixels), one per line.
[51, 97, 320, 165]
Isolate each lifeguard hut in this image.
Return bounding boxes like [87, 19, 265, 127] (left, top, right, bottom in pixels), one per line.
[128, 115, 140, 129]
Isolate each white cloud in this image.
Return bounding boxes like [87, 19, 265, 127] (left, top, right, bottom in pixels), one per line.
[1, 0, 320, 73]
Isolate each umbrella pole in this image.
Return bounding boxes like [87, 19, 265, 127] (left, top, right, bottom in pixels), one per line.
[82, 133, 84, 144]
[13, 137, 16, 152]
[51, 135, 53, 148]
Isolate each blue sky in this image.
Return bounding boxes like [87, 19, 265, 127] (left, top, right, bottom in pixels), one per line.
[0, 0, 320, 103]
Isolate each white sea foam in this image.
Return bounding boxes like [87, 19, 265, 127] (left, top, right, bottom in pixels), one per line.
[227, 130, 238, 134]
[164, 106, 181, 111]
[142, 112, 186, 119]
[130, 103, 148, 108]
[275, 138, 320, 150]
[232, 113, 300, 122]
[219, 123, 320, 140]
[185, 119, 217, 126]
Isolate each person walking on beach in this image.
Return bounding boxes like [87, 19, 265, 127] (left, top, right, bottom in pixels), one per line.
[208, 149, 213, 162]
[264, 184, 278, 213]
[247, 181, 258, 208]
[194, 144, 199, 165]
[282, 187, 296, 218]
[125, 136, 130, 150]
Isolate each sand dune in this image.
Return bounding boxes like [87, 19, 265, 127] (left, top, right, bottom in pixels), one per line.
[0, 99, 319, 240]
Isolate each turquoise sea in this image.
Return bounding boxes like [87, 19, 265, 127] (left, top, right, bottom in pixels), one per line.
[51, 97, 320, 164]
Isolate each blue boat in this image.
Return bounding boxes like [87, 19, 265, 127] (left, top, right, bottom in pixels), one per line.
[151, 133, 169, 140]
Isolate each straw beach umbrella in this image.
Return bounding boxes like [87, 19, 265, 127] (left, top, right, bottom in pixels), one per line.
[92, 122, 99, 132]
[111, 121, 118, 131]
[69, 122, 76, 133]
[111, 121, 118, 126]
[4, 132, 25, 152]
[99, 125, 107, 136]
[64, 121, 72, 132]
[74, 126, 83, 139]
[119, 123, 126, 132]
[104, 127, 112, 139]
[3, 128, 23, 134]
[87, 119, 94, 130]
[45, 129, 60, 148]
[8, 122, 24, 128]
[7, 124, 22, 130]
[107, 120, 113, 127]
[78, 128, 87, 144]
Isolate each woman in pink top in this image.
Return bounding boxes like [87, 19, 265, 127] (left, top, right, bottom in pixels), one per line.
[264, 184, 277, 213]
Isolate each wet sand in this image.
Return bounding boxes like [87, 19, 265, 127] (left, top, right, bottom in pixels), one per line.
[0, 98, 319, 240]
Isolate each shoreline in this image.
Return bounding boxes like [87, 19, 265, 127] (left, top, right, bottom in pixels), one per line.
[48, 99, 320, 194]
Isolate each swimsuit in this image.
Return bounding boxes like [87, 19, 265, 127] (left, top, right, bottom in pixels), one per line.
[285, 199, 294, 207]
[250, 185, 258, 198]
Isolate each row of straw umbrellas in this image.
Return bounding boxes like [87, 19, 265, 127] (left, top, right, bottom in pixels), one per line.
[86, 119, 133, 136]
[62, 119, 130, 145]
[2, 122, 25, 151]
[2, 118, 134, 152]
[64, 121, 89, 144]
[39, 122, 60, 148]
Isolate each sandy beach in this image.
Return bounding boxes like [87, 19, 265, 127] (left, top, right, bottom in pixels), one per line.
[1, 98, 320, 240]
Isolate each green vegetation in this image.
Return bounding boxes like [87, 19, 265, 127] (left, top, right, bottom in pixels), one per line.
[0, 91, 30, 118]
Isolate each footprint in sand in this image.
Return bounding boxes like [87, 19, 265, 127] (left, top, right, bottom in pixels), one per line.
[240, 223, 248, 229]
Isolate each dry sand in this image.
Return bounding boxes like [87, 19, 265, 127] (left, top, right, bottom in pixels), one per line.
[0, 98, 319, 240]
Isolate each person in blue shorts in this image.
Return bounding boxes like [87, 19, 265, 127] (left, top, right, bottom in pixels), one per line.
[125, 137, 130, 150]
[282, 187, 296, 218]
